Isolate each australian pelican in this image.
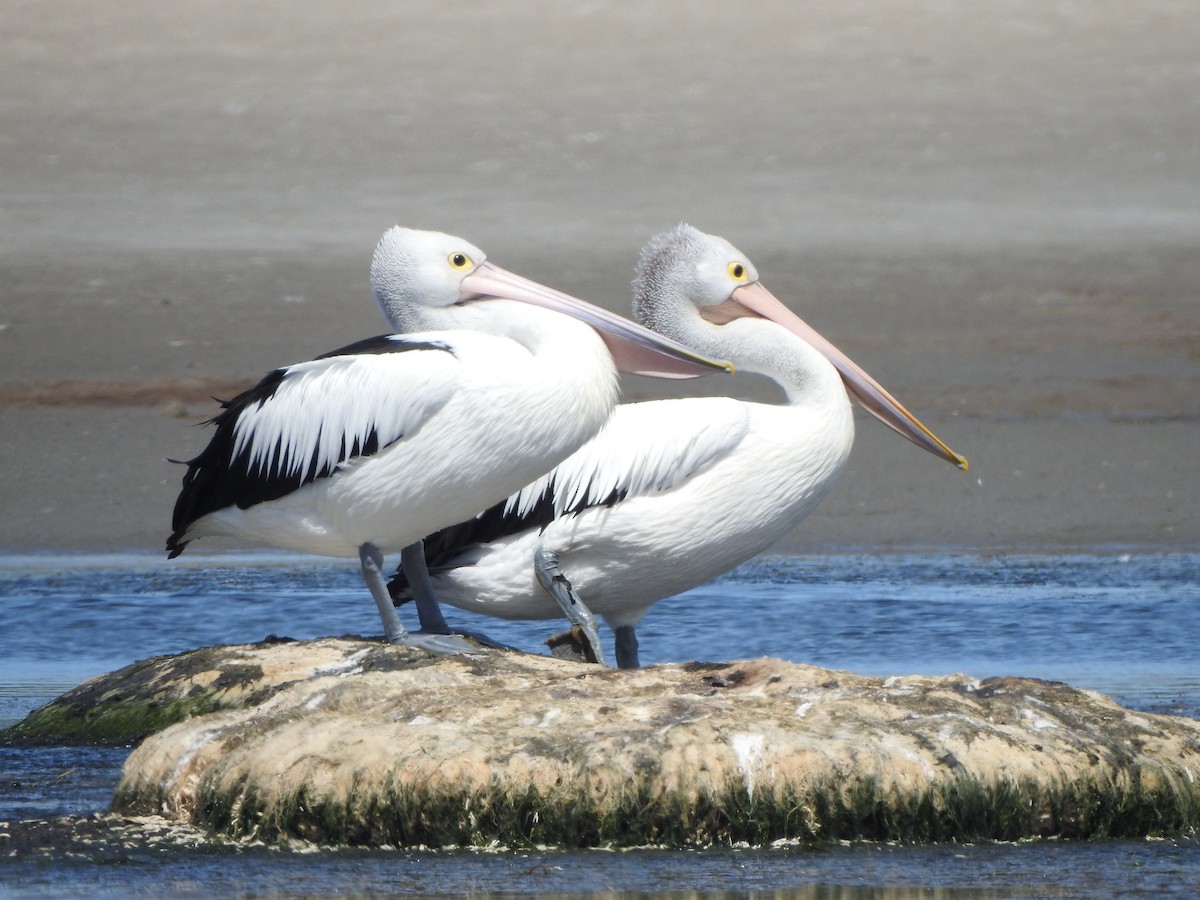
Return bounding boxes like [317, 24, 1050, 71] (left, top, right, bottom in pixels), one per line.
[167, 227, 732, 654]
[388, 225, 967, 665]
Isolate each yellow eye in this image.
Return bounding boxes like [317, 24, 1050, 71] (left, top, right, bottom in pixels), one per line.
[449, 252, 473, 270]
[727, 261, 748, 282]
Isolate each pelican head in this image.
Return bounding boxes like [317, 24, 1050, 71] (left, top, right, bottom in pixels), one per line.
[634, 224, 967, 470]
[370, 226, 732, 378]
[370, 228, 489, 327]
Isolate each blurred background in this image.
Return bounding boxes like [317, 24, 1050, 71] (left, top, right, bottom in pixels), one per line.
[2, 0, 1197, 551]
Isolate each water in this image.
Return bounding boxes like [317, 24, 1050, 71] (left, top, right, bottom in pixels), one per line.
[1, 552, 1198, 897]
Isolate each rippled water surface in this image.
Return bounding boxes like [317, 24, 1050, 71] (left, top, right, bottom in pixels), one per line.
[1, 552, 1197, 897]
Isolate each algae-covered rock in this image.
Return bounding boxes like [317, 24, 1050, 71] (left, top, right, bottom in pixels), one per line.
[40, 638, 1194, 847]
[2, 636, 372, 745]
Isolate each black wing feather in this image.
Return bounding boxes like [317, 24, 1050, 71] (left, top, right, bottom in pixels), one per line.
[166, 334, 452, 558]
[388, 479, 626, 600]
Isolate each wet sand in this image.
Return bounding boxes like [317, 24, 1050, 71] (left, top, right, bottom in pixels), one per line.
[2, 1, 1197, 553]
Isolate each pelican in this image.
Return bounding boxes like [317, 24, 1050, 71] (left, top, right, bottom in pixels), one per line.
[388, 224, 967, 666]
[167, 227, 732, 654]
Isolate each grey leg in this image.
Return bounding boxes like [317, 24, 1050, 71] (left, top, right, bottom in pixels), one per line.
[614, 625, 640, 669]
[400, 540, 518, 651]
[534, 548, 608, 667]
[401, 541, 451, 633]
[361, 542, 407, 643]
[360, 543, 479, 655]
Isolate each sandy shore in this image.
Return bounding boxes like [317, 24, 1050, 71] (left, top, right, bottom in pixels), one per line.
[2, 1, 1196, 553]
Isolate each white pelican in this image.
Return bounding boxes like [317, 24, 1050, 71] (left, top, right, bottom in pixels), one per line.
[167, 227, 732, 654]
[388, 224, 967, 666]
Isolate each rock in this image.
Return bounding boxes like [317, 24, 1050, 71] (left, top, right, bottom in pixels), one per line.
[2, 635, 307, 745]
[10, 638, 1200, 847]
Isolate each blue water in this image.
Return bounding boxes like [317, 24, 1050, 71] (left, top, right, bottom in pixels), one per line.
[1, 552, 1198, 897]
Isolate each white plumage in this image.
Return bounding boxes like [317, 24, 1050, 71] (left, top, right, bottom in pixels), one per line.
[501, 398, 749, 522]
[391, 225, 966, 666]
[167, 227, 730, 653]
[175, 327, 613, 559]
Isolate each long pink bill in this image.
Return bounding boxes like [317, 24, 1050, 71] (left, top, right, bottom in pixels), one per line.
[729, 281, 968, 470]
[462, 263, 734, 379]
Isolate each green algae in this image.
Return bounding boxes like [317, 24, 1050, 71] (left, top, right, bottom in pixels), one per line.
[169, 767, 1200, 848]
[3, 693, 224, 746]
[1, 646, 279, 746]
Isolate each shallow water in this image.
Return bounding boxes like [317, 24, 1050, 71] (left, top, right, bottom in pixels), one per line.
[1, 552, 1198, 897]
